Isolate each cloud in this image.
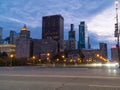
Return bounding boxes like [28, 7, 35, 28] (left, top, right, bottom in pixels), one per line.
[87, 4, 116, 43]
[0, 0, 115, 42]
[0, 0, 113, 28]
[0, 15, 25, 24]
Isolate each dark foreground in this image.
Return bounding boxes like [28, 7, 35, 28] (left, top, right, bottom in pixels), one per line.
[0, 66, 120, 90]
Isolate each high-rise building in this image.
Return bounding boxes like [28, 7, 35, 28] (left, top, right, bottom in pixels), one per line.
[88, 37, 91, 49]
[111, 46, 119, 62]
[99, 43, 108, 58]
[16, 25, 32, 58]
[78, 21, 88, 49]
[42, 14, 64, 52]
[9, 30, 19, 45]
[16, 39, 32, 58]
[0, 27, 3, 44]
[63, 40, 70, 51]
[68, 24, 76, 50]
[20, 25, 30, 39]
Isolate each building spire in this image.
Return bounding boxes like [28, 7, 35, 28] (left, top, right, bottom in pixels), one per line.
[70, 24, 74, 31]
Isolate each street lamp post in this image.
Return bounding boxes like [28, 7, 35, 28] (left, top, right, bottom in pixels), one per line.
[47, 53, 50, 63]
[32, 56, 36, 65]
[10, 54, 14, 66]
[115, 0, 120, 67]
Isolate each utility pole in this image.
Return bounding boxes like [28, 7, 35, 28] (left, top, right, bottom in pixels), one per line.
[114, 0, 120, 67]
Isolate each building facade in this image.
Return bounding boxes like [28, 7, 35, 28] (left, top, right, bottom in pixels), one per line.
[42, 14, 64, 52]
[0, 44, 16, 55]
[63, 40, 70, 51]
[20, 25, 30, 39]
[0, 27, 3, 44]
[99, 43, 108, 58]
[9, 30, 19, 45]
[15, 25, 32, 58]
[82, 49, 108, 63]
[32, 39, 58, 60]
[88, 37, 91, 49]
[111, 46, 119, 62]
[78, 21, 88, 49]
[16, 39, 32, 58]
[68, 24, 76, 50]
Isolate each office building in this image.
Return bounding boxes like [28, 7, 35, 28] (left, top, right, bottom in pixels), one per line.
[0, 27, 3, 44]
[42, 14, 64, 52]
[78, 21, 88, 49]
[88, 37, 91, 49]
[63, 40, 70, 51]
[16, 25, 32, 58]
[32, 39, 58, 60]
[9, 30, 19, 45]
[111, 46, 119, 62]
[16, 39, 32, 58]
[68, 24, 76, 50]
[99, 43, 108, 58]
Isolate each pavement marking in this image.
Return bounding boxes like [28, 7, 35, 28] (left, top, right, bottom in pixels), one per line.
[0, 74, 120, 79]
[89, 84, 120, 88]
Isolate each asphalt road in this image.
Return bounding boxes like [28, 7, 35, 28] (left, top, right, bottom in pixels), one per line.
[0, 66, 120, 90]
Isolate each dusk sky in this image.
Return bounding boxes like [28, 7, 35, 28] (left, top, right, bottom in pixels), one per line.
[0, 0, 118, 59]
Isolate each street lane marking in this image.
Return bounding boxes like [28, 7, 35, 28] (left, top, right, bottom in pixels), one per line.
[89, 84, 120, 88]
[0, 74, 120, 79]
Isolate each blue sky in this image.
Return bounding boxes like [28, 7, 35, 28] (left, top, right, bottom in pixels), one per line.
[0, 0, 118, 59]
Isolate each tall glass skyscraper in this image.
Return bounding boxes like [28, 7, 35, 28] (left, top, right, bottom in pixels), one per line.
[78, 21, 88, 49]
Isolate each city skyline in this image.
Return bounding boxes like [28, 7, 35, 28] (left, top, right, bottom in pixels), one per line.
[0, 0, 118, 58]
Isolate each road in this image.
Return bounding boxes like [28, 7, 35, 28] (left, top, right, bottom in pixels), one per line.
[0, 66, 120, 90]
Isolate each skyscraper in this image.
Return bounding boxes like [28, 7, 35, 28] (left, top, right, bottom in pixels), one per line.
[111, 46, 119, 62]
[10, 30, 19, 45]
[99, 43, 108, 58]
[42, 14, 64, 52]
[16, 25, 32, 58]
[0, 27, 3, 44]
[68, 24, 76, 50]
[78, 21, 88, 49]
[88, 37, 91, 49]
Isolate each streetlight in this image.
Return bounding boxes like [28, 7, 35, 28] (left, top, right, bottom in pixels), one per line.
[62, 55, 65, 59]
[47, 52, 50, 56]
[10, 54, 14, 66]
[32, 56, 36, 65]
[62, 55, 66, 64]
[96, 54, 100, 57]
[114, 0, 120, 67]
[56, 58, 59, 63]
[47, 53, 50, 63]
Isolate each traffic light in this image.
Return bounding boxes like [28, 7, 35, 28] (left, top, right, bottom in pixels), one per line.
[114, 23, 118, 37]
